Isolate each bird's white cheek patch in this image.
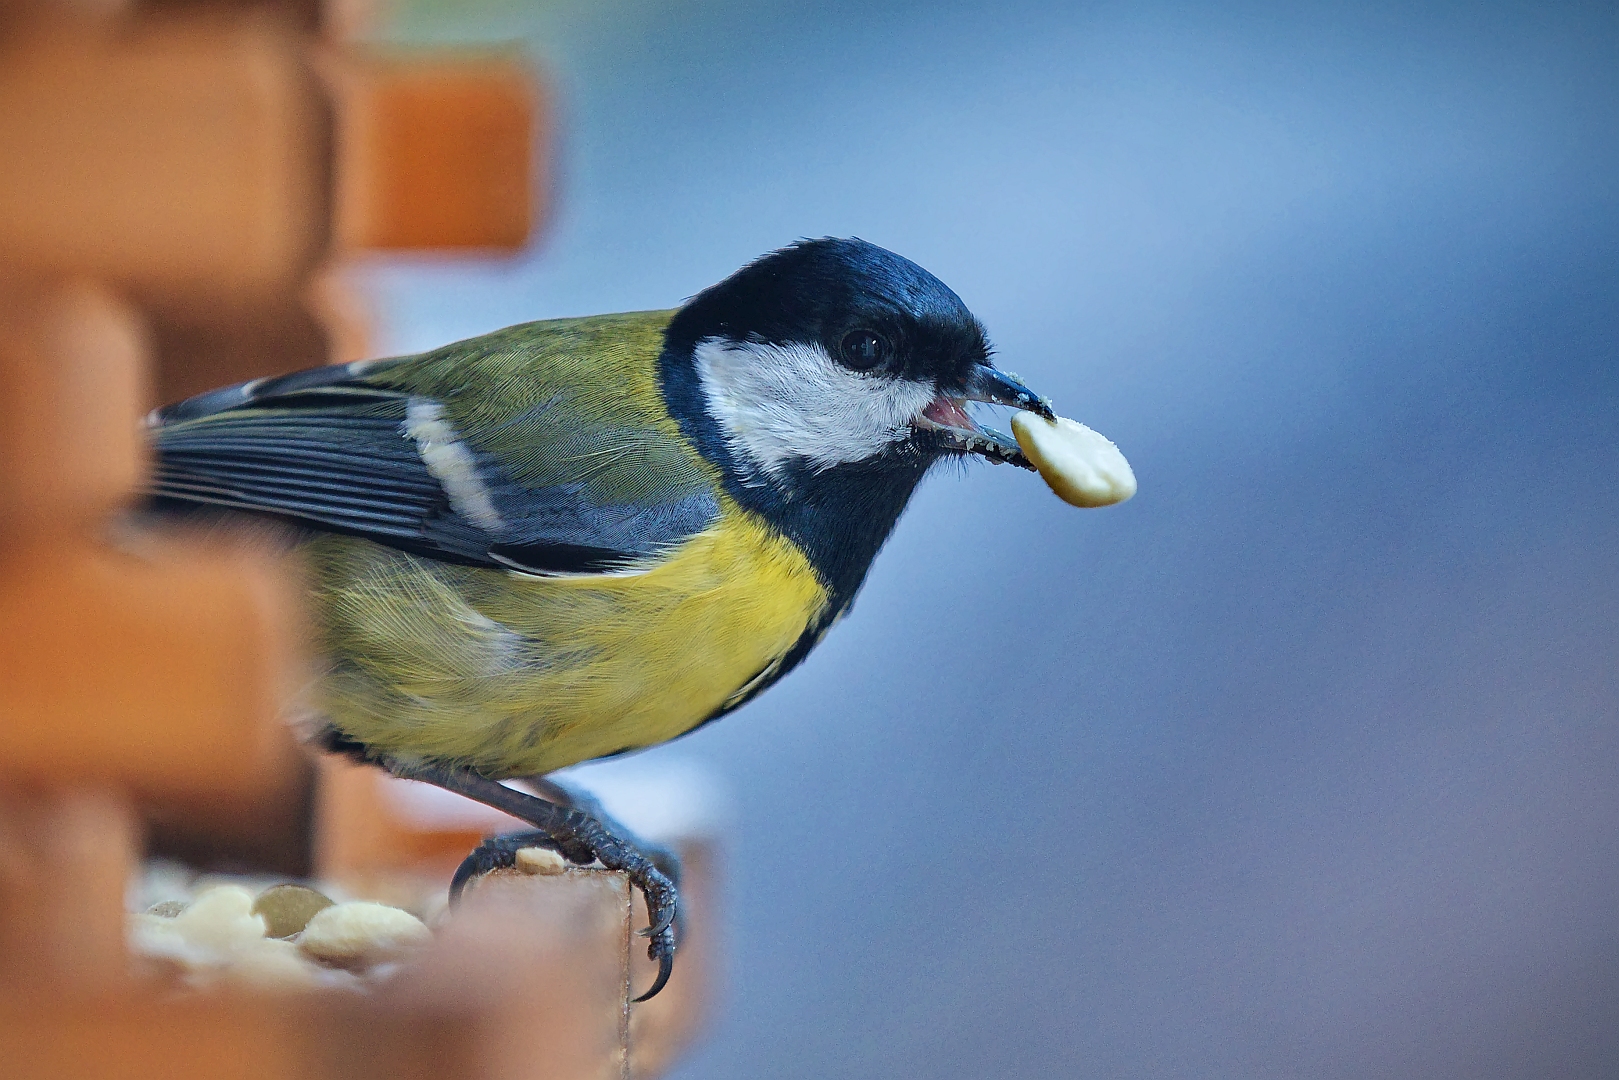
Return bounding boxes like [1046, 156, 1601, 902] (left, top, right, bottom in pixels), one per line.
[1011, 411, 1136, 508]
[403, 398, 506, 530]
[694, 337, 935, 476]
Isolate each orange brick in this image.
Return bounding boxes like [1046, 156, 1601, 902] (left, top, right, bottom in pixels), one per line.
[0, 281, 148, 532]
[330, 49, 540, 252]
[0, 16, 326, 304]
[0, 786, 135, 990]
[314, 755, 522, 885]
[0, 536, 306, 804]
[304, 267, 377, 368]
[0, 993, 309, 1080]
[402, 869, 633, 1080]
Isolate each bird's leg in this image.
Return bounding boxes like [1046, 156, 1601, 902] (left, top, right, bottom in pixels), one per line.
[386, 759, 677, 1002]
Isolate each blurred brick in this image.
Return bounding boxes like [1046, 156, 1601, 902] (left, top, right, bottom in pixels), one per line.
[142, 748, 317, 878]
[136, 1, 323, 33]
[147, 290, 330, 407]
[0, 536, 306, 805]
[315, 756, 523, 886]
[305, 267, 376, 367]
[0, 281, 148, 532]
[0, 14, 327, 304]
[320, 0, 388, 41]
[401, 868, 634, 1080]
[0, 786, 135, 989]
[0, 993, 309, 1080]
[331, 49, 539, 252]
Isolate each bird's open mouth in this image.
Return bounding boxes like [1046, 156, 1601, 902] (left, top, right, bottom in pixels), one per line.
[913, 363, 1053, 470]
[915, 396, 1027, 466]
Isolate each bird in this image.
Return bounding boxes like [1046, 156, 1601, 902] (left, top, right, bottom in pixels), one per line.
[146, 237, 1059, 1000]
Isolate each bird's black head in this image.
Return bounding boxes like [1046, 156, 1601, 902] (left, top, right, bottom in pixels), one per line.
[659, 238, 1053, 602]
[673, 235, 991, 387]
[662, 237, 1050, 481]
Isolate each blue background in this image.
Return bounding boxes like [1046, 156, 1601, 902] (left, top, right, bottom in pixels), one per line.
[373, 2, 1619, 1076]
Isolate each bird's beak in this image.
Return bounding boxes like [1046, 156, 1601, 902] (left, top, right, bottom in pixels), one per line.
[914, 363, 1053, 470]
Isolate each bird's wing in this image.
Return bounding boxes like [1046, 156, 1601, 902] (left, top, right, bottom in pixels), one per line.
[149, 311, 722, 575]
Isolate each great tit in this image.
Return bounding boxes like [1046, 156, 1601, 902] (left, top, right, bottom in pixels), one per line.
[148, 237, 1061, 999]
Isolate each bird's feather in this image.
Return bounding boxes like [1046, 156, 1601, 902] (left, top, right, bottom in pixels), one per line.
[306, 502, 830, 776]
[150, 311, 723, 575]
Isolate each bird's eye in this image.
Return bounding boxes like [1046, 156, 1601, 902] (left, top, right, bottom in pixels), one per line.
[839, 329, 890, 371]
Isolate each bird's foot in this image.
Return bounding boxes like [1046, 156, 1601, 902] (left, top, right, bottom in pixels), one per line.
[390, 760, 680, 1001]
[449, 823, 678, 1002]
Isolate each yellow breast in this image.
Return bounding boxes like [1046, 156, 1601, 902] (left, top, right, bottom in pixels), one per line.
[306, 498, 830, 777]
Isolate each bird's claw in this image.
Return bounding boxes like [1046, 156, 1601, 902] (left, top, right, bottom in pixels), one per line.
[636, 922, 676, 1003]
[447, 831, 568, 904]
[591, 842, 680, 999]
